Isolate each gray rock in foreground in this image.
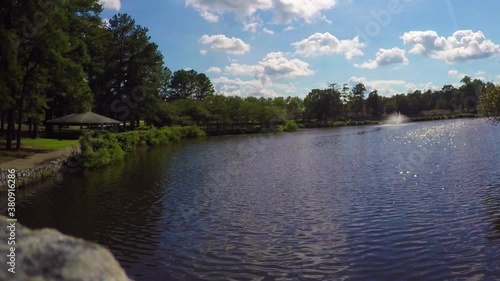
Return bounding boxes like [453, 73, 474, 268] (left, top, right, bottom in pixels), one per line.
[1, 215, 131, 281]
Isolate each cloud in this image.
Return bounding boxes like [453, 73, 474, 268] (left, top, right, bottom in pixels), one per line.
[401, 30, 500, 64]
[263, 27, 274, 35]
[348, 76, 415, 96]
[225, 63, 263, 77]
[243, 21, 259, 33]
[99, 0, 121, 11]
[271, 0, 337, 24]
[292, 32, 365, 59]
[207, 67, 222, 74]
[199, 34, 251, 55]
[354, 47, 409, 69]
[214, 52, 312, 97]
[448, 69, 466, 78]
[199, 49, 208, 55]
[260, 52, 315, 81]
[185, 0, 337, 24]
[283, 26, 295, 32]
[213, 77, 283, 98]
[447, 69, 491, 82]
[225, 52, 314, 82]
[200, 11, 219, 23]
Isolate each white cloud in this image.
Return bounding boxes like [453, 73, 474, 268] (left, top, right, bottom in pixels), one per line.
[271, 0, 337, 24]
[199, 34, 251, 55]
[292, 32, 365, 60]
[207, 67, 222, 74]
[263, 27, 274, 35]
[495, 75, 500, 80]
[243, 21, 259, 33]
[406, 82, 440, 93]
[354, 48, 409, 69]
[260, 52, 315, 80]
[320, 15, 332, 25]
[284, 26, 295, 32]
[448, 69, 459, 77]
[225, 52, 314, 82]
[201, 11, 219, 23]
[348, 76, 415, 96]
[213, 77, 282, 98]
[225, 63, 263, 77]
[199, 49, 208, 55]
[185, 0, 337, 24]
[99, 0, 121, 10]
[214, 52, 313, 97]
[447, 69, 491, 83]
[401, 30, 500, 64]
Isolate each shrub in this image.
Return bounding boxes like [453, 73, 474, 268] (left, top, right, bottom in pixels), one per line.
[177, 125, 206, 138]
[115, 131, 140, 152]
[80, 132, 125, 169]
[79, 126, 206, 169]
[283, 120, 299, 132]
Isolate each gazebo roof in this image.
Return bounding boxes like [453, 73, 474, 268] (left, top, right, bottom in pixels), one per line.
[46, 112, 121, 125]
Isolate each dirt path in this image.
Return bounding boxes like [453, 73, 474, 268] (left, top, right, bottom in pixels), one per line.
[0, 146, 77, 171]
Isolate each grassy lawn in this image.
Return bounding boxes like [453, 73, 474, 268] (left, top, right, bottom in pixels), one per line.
[0, 137, 79, 164]
[21, 138, 79, 150]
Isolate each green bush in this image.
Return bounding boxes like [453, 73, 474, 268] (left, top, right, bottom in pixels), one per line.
[177, 125, 206, 138]
[115, 131, 140, 152]
[283, 120, 299, 132]
[79, 126, 206, 169]
[80, 132, 125, 169]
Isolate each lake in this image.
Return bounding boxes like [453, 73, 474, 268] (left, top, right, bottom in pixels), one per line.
[11, 118, 500, 280]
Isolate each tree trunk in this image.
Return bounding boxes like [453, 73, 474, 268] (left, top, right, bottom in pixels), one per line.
[16, 90, 27, 150]
[28, 118, 32, 136]
[0, 110, 4, 136]
[33, 123, 39, 139]
[6, 109, 15, 150]
[130, 119, 135, 130]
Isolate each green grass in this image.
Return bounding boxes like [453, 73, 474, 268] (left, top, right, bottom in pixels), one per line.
[0, 137, 79, 164]
[21, 138, 79, 150]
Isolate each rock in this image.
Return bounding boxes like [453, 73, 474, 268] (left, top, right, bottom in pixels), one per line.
[0, 216, 131, 281]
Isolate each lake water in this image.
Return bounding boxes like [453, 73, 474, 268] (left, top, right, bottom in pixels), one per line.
[10, 118, 500, 280]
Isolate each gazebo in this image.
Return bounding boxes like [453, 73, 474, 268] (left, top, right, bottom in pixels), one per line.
[46, 112, 122, 133]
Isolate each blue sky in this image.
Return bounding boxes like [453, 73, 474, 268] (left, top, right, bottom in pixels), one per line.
[99, 0, 500, 97]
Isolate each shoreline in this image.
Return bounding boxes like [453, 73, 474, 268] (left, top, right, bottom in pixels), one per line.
[0, 114, 481, 189]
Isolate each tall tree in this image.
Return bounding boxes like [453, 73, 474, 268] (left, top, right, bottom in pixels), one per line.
[479, 83, 500, 122]
[0, 0, 95, 149]
[350, 83, 366, 116]
[366, 90, 381, 116]
[98, 13, 165, 129]
[168, 69, 214, 101]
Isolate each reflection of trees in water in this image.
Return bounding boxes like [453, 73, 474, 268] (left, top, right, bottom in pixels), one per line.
[485, 183, 500, 240]
[14, 145, 182, 275]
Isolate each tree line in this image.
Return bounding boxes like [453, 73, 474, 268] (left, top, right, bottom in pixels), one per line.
[1, 0, 498, 150]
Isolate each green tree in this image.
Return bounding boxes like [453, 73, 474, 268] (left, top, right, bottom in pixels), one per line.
[479, 83, 500, 122]
[285, 96, 304, 121]
[350, 83, 366, 116]
[168, 69, 214, 101]
[462, 76, 485, 113]
[304, 87, 342, 122]
[0, 0, 95, 149]
[366, 90, 381, 116]
[98, 14, 165, 129]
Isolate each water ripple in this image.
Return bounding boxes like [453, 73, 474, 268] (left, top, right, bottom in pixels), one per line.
[12, 119, 500, 280]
